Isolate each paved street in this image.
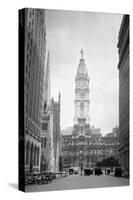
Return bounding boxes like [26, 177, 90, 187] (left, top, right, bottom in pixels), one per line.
[25, 174, 129, 192]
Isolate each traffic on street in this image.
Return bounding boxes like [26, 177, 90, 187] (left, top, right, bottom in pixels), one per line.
[25, 168, 129, 192]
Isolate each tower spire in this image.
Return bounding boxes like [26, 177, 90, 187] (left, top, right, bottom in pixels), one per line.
[74, 49, 90, 125]
[80, 48, 84, 59]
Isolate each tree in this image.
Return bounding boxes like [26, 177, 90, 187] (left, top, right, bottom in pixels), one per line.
[96, 157, 120, 168]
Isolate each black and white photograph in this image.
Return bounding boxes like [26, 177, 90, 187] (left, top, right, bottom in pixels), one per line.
[19, 8, 129, 192]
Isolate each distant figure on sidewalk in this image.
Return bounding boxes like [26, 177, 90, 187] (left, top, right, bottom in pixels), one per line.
[81, 165, 83, 175]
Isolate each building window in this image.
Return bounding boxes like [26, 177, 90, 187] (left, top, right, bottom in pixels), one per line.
[44, 137, 47, 148]
[37, 148, 39, 166]
[41, 137, 47, 148]
[42, 122, 48, 131]
[26, 141, 30, 165]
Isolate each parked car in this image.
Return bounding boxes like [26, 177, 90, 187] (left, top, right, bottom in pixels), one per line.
[25, 173, 33, 185]
[55, 172, 60, 178]
[74, 169, 79, 175]
[36, 171, 53, 184]
[51, 172, 56, 179]
[59, 171, 68, 177]
[114, 168, 123, 177]
[84, 168, 93, 176]
[42, 171, 53, 183]
[36, 173, 43, 184]
[32, 172, 40, 184]
[107, 169, 111, 175]
[94, 168, 103, 176]
[69, 168, 74, 175]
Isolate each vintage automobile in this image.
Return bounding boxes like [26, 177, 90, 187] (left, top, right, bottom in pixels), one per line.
[60, 171, 68, 177]
[114, 167, 123, 177]
[36, 173, 43, 184]
[69, 168, 74, 175]
[36, 171, 53, 184]
[106, 169, 111, 175]
[94, 168, 103, 176]
[51, 172, 56, 179]
[73, 169, 79, 175]
[84, 168, 93, 176]
[32, 172, 40, 184]
[25, 173, 34, 185]
[55, 172, 60, 178]
[42, 171, 53, 183]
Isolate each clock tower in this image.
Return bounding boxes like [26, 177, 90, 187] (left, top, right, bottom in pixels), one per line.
[74, 49, 90, 125]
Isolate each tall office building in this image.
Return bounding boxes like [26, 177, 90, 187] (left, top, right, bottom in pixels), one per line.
[24, 8, 46, 173]
[117, 15, 129, 176]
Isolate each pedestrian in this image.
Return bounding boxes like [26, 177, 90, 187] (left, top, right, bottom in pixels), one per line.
[81, 165, 83, 175]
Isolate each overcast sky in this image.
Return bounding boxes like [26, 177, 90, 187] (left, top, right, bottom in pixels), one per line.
[45, 9, 123, 134]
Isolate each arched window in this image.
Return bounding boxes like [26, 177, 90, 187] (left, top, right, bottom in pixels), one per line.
[26, 141, 30, 165]
[44, 137, 47, 148]
[34, 145, 37, 166]
[35, 147, 38, 166]
[37, 147, 40, 166]
[30, 143, 33, 166]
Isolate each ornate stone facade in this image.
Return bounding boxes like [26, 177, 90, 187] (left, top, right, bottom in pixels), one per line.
[61, 50, 120, 170]
[62, 128, 119, 169]
[40, 52, 52, 172]
[51, 94, 61, 172]
[24, 8, 46, 173]
[40, 52, 61, 172]
[117, 15, 129, 176]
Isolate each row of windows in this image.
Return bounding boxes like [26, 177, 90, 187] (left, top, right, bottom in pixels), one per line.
[25, 141, 40, 166]
[63, 138, 118, 142]
[41, 137, 47, 148]
[63, 157, 109, 164]
[42, 122, 48, 131]
[62, 149, 117, 156]
[63, 141, 118, 147]
[25, 9, 46, 133]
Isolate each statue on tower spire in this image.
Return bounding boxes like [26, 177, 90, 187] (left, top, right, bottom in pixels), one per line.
[80, 48, 84, 59]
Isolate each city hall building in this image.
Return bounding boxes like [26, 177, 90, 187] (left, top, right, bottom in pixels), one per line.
[61, 50, 119, 170]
